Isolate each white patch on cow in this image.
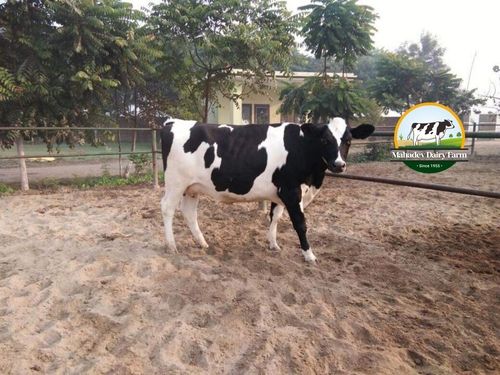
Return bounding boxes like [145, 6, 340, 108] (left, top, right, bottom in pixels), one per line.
[327, 117, 348, 165]
[268, 204, 284, 250]
[302, 249, 317, 263]
[219, 124, 233, 132]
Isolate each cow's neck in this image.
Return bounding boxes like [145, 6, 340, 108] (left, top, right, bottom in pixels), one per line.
[302, 135, 327, 188]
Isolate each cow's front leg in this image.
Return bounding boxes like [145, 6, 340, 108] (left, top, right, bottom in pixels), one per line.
[278, 187, 317, 263]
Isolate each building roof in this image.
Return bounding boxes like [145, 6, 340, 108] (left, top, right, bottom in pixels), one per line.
[231, 69, 356, 83]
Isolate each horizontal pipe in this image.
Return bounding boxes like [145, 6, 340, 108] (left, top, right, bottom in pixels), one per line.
[0, 151, 156, 160]
[0, 128, 499, 138]
[372, 131, 500, 139]
[0, 127, 153, 131]
[325, 172, 500, 199]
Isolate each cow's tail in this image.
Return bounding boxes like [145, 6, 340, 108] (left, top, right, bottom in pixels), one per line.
[159, 120, 174, 173]
[407, 127, 413, 140]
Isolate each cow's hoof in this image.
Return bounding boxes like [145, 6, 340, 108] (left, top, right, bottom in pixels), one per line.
[199, 241, 209, 249]
[302, 249, 317, 263]
[269, 244, 281, 252]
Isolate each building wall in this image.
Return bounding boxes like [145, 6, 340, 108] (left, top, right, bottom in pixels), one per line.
[212, 82, 287, 125]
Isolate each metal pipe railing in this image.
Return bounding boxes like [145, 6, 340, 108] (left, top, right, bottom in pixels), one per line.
[326, 173, 500, 199]
[0, 151, 154, 160]
[0, 127, 153, 131]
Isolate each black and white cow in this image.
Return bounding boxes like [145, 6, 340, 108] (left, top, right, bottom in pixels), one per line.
[160, 118, 374, 262]
[407, 119, 454, 146]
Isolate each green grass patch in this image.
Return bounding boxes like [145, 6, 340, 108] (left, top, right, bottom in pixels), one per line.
[0, 183, 14, 195]
[400, 138, 463, 149]
[25, 172, 165, 191]
[0, 141, 153, 161]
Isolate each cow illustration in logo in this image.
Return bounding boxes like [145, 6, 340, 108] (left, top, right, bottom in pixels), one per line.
[407, 119, 454, 146]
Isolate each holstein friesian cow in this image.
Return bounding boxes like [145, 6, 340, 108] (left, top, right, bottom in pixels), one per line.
[407, 119, 454, 146]
[160, 118, 374, 262]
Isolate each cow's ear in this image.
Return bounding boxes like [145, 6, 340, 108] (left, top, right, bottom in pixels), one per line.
[351, 124, 375, 139]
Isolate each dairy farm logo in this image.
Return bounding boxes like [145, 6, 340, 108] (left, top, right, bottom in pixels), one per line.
[392, 102, 468, 173]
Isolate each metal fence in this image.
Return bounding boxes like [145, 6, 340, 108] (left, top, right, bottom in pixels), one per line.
[0, 126, 161, 188]
[1, 126, 499, 199]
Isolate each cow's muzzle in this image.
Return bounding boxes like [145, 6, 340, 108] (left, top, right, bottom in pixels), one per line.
[325, 159, 346, 174]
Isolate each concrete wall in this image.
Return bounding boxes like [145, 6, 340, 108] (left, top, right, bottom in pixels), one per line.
[212, 82, 286, 125]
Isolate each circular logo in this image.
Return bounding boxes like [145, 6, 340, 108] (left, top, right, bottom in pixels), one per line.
[392, 103, 467, 173]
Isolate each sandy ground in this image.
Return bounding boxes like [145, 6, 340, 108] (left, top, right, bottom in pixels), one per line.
[0, 161, 499, 374]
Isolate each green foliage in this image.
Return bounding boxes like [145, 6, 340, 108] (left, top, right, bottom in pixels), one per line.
[300, 0, 377, 73]
[32, 172, 164, 190]
[0, 0, 157, 149]
[128, 153, 151, 175]
[0, 182, 14, 195]
[280, 76, 371, 122]
[150, 0, 297, 121]
[350, 142, 390, 163]
[368, 34, 485, 114]
[281, 0, 376, 123]
[449, 134, 453, 138]
[369, 52, 426, 113]
[456, 132, 461, 137]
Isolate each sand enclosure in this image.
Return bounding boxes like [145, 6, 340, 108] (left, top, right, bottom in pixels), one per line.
[0, 161, 499, 374]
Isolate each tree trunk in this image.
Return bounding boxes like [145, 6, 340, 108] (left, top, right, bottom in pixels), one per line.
[323, 55, 327, 81]
[15, 136, 29, 191]
[203, 73, 211, 123]
[124, 88, 138, 178]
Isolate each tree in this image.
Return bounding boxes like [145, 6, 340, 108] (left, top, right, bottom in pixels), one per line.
[299, 0, 377, 76]
[290, 48, 343, 73]
[369, 34, 485, 115]
[399, 32, 446, 72]
[150, 0, 296, 122]
[280, 0, 377, 123]
[0, 0, 157, 189]
[280, 77, 370, 122]
[369, 52, 427, 113]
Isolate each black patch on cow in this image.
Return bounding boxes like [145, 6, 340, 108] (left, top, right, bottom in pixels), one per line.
[271, 123, 329, 191]
[424, 123, 435, 134]
[160, 121, 174, 171]
[436, 121, 448, 135]
[204, 146, 215, 168]
[418, 123, 428, 130]
[183, 123, 269, 195]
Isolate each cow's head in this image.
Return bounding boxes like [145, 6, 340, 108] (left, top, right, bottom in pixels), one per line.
[444, 119, 454, 128]
[314, 117, 375, 173]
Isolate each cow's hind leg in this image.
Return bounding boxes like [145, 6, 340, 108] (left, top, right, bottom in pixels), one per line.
[160, 185, 185, 253]
[181, 194, 209, 248]
[268, 202, 284, 251]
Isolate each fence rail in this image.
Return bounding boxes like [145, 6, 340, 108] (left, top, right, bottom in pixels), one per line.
[1, 126, 499, 198]
[326, 173, 500, 199]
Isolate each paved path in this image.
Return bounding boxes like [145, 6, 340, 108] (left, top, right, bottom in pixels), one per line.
[0, 160, 127, 184]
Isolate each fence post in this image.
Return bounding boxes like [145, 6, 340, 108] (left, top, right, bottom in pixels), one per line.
[117, 126, 122, 176]
[151, 128, 159, 189]
[470, 122, 476, 157]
